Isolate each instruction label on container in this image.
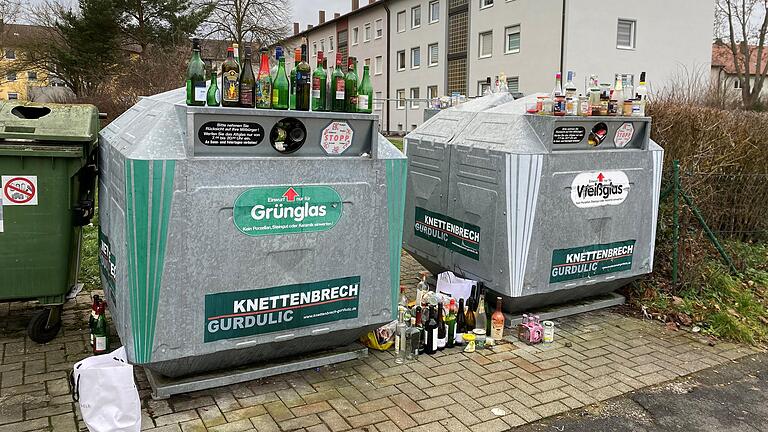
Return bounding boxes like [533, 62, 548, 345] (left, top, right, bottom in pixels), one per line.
[570, 171, 630, 208]
[552, 126, 586, 145]
[550, 240, 636, 283]
[233, 185, 342, 236]
[2, 176, 37, 205]
[99, 228, 117, 308]
[414, 207, 480, 260]
[321, 121, 354, 154]
[204, 276, 361, 342]
[614, 122, 635, 148]
[198, 121, 265, 146]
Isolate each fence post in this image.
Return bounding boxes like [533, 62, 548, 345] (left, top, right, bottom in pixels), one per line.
[672, 160, 680, 286]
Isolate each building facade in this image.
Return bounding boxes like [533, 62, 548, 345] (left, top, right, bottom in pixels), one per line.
[282, 0, 714, 134]
[0, 24, 63, 102]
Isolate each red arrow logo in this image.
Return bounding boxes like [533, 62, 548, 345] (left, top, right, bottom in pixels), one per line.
[283, 187, 299, 202]
[597, 173, 605, 182]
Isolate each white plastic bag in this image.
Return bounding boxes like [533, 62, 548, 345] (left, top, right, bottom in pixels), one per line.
[436, 271, 476, 303]
[71, 347, 141, 432]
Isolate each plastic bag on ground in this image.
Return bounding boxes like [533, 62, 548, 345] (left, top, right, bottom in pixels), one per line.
[71, 347, 141, 432]
[436, 271, 477, 304]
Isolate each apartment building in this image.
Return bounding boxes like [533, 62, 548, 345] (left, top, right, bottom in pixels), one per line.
[282, 0, 713, 134]
[0, 24, 64, 102]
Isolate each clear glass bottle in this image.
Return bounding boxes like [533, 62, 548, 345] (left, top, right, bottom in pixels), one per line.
[475, 292, 487, 334]
[416, 271, 429, 306]
[406, 317, 420, 360]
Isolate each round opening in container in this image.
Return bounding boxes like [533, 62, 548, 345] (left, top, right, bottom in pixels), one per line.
[270, 118, 306, 154]
[588, 122, 608, 147]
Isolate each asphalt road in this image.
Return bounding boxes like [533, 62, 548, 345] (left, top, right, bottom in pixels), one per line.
[513, 352, 768, 432]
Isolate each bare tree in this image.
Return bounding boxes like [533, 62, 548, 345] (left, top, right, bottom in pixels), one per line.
[205, 0, 290, 51]
[716, 0, 768, 109]
[0, 0, 22, 59]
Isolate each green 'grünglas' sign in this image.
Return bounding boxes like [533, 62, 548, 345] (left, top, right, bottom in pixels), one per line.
[550, 240, 636, 283]
[204, 276, 361, 342]
[233, 185, 342, 236]
[414, 207, 480, 260]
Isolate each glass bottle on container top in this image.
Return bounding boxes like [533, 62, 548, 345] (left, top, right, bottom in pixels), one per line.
[357, 64, 373, 113]
[312, 51, 327, 111]
[255, 48, 272, 108]
[185, 38, 206, 106]
[272, 54, 289, 109]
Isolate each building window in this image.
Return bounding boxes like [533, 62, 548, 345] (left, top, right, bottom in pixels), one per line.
[375, 19, 383, 38]
[6, 72, 16, 82]
[505, 25, 520, 54]
[411, 47, 421, 69]
[375, 55, 383, 75]
[427, 85, 438, 101]
[4, 49, 15, 60]
[364, 23, 372, 42]
[507, 76, 519, 93]
[734, 79, 742, 89]
[27, 71, 37, 81]
[429, 1, 440, 23]
[320, 39, 325, 52]
[397, 50, 406, 71]
[412, 5, 421, 28]
[397, 11, 406, 32]
[478, 80, 491, 96]
[352, 27, 359, 45]
[617, 19, 636, 49]
[375, 91, 383, 110]
[313, 42, 318, 56]
[480, 0, 493, 9]
[410, 87, 420, 108]
[479, 31, 493, 58]
[330, 36, 334, 51]
[396, 89, 406, 109]
[428, 43, 439, 67]
[7, 93, 18, 100]
[398, 123, 404, 132]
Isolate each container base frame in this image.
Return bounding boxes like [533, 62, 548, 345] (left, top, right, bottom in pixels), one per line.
[502, 292, 626, 328]
[144, 344, 369, 400]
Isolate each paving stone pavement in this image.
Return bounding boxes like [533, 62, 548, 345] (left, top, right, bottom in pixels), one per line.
[0, 251, 761, 432]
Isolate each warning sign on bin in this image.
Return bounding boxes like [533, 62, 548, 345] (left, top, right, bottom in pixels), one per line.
[321, 121, 354, 154]
[2, 176, 38, 206]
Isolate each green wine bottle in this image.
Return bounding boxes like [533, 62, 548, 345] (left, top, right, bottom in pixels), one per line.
[272, 55, 289, 110]
[295, 44, 311, 111]
[330, 52, 345, 112]
[357, 64, 373, 113]
[344, 56, 359, 113]
[239, 46, 255, 108]
[207, 72, 220, 106]
[312, 51, 327, 111]
[185, 38, 206, 106]
[289, 47, 300, 110]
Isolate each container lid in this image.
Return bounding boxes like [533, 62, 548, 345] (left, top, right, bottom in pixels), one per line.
[0, 101, 99, 143]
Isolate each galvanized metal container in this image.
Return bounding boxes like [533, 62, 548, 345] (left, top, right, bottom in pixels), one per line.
[99, 88, 407, 377]
[403, 95, 663, 311]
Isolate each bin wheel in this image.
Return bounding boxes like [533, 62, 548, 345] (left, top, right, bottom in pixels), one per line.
[27, 307, 62, 343]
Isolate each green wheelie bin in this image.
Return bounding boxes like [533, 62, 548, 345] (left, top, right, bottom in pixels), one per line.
[0, 102, 98, 343]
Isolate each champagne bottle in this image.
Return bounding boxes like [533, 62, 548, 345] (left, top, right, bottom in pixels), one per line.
[206, 71, 220, 106]
[271, 46, 283, 80]
[312, 51, 327, 111]
[185, 38, 206, 106]
[272, 54, 289, 109]
[289, 48, 300, 109]
[295, 44, 311, 111]
[357, 64, 373, 113]
[436, 302, 447, 350]
[330, 52, 345, 112]
[239, 46, 255, 108]
[344, 56, 359, 113]
[446, 299, 457, 348]
[255, 48, 272, 108]
[221, 47, 240, 107]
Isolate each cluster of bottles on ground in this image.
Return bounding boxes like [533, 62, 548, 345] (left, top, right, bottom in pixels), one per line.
[185, 38, 374, 113]
[519, 70, 649, 117]
[393, 272, 507, 363]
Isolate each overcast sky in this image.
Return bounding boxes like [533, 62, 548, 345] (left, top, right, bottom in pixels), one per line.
[292, 0, 350, 28]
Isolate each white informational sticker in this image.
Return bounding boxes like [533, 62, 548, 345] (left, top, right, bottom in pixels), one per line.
[614, 122, 635, 148]
[570, 171, 630, 208]
[0, 197, 3, 232]
[321, 121, 354, 155]
[2, 175, 38, 206]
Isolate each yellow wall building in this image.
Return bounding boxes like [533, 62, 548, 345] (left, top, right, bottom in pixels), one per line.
[0, 24, 58, 101]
